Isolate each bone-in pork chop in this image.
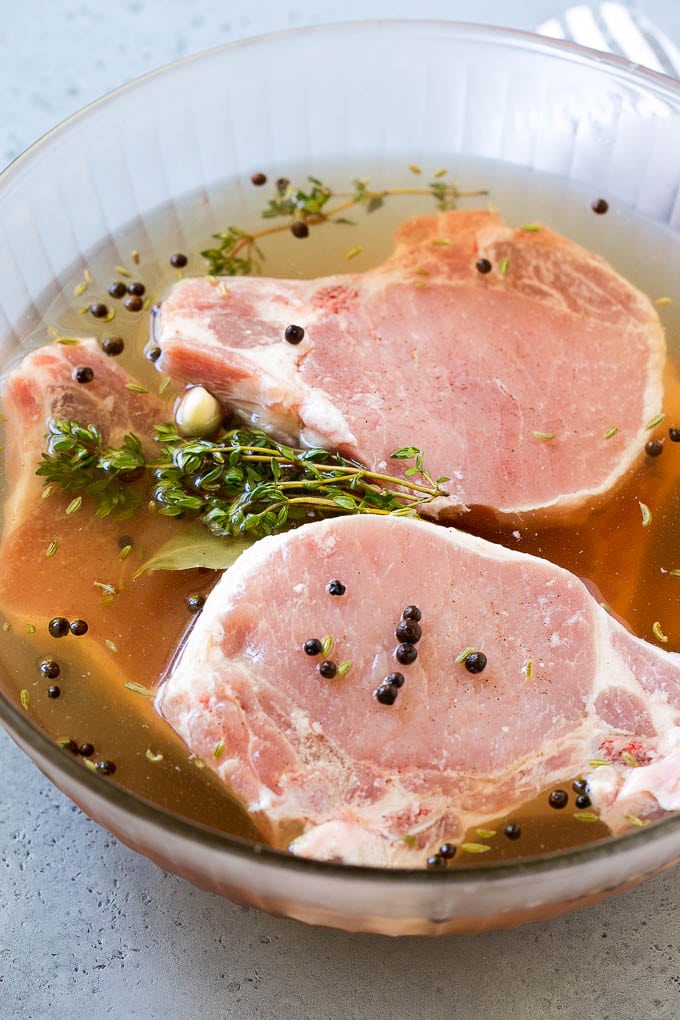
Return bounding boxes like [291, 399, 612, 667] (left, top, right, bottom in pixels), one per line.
[156, 210, 665, 522]
[156, 514, 680, 867]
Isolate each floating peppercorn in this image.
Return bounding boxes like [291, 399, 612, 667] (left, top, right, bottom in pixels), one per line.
[47, 685, 61, 699]
[124, 294, 143, 312]
[395, 619, 422, 644]
[146, 346, 162, 362]
[591, 198, 609, 214]
[402, 605, 422, 622]
[101, 335, 125, 356]
[169, 253, 188, 268]
[40, 659, 61, 679]
[426, 853, 447, 870]
[284, 324, 305, 345]
[504, 823, 522, 840]
[95, 760, 117, 775]
[58, 738, 79, 754]
[645, 438, 663, 457]
[290, 221, 309, 239]
[384, 671, 405, 689]
[108, 281, 127, 299]
[464, 651, 487, 674]
[575, 793, 592, 809]
[572, 778, 589, 794]
[318, 660, 337, 679]
[251, 172, 267, 186]
[118, 534, 134, 550]
[48, 617, 70, 638]
[186, 594, 206, 613]
[669, 428, 680, 443]
[396, 643, 417, 665]
[127, 281, 146, 296]
[549, 789, 569, 809]
[304, 638, 322, 656]
[374, 683, 398, 705]
[439, 843, 456, 859]
[69, 619, 88, 636]
[78, 743, 95, 758]
[73, 366, 94, 384]
[326, 579, 346, 596]
[89, 302, 109, 319]
[475, 257, 492, 274]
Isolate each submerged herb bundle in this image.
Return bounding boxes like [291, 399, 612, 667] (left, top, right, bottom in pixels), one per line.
[37, 419, 449, 541]
[202, 173, 488, 276]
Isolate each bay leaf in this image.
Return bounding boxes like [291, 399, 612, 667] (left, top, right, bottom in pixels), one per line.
[134, 526, 253, 576]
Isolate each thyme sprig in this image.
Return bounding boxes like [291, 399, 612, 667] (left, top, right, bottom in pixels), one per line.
[37, 419, 449, 541]
[202, 173, 488, 276]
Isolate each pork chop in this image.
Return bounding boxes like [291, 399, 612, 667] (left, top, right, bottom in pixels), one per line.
[0, 340, 203, 679]
[156, 513, 680, 867]
[155, 209, 665, 523]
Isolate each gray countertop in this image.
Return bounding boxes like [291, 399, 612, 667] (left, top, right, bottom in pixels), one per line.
[3, 2, 680, 1017]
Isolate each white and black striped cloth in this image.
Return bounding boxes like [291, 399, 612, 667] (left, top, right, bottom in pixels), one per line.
[538, 3, 680, 76]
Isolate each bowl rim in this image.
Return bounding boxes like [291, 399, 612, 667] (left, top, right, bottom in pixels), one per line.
[3, 16, 680, 884]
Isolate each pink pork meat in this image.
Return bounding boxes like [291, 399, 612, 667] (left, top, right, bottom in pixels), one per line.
[156, 514, 680, 867]
[155, 209, 665, 523]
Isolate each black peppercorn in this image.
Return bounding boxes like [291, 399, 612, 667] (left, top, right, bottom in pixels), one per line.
[169, 253, 188, 268]
[464, 651, 487, 674]
[73, 366, 94, 384]
[326, 579, 346, 596]
[89, 302, 109, 318]
[47, 685, 61, 699]
[101, 335, 125, 356]
[186, 594, 206, 613]
[384, 671, 405, 689]
[118, 535, 134, 550]
[402, 605, 422, 622]
[124, 294, 143, 312]
[395, 619, 422, 644]
[284, 324, 305, 345]
[48, 617, 70, 638]
[504, 823, 522, 840]
[251, 172, 267, 186]
[374, 683, 398, 705]
[549, 789, 569, 809]
[669, 428, 680, 443]
[395, 643, 417, 665]
[575, 794, 592, 809]
[96, 760, 117, 775]
[572, 778, 589, 794]
[108, 281, 127, 299]
[426, 853, 447, 870]
[645, 438, 663, 457]
[69, 619, 88, 636]
[127, 281, 146, 296]
[439, 842, 457, 859]
[290, 221, 309, 239]
[276, 177, 290, 192]
[475, 258, 492, 274]
[58, 738, 79, 755]
[318, 660, 337, 679]
[304, 638, 322, 656]
[40, 659, 61, 679]
[591, 197, 609, 214]
[146, 346, 162, 362]
[78, 743, 95, 758]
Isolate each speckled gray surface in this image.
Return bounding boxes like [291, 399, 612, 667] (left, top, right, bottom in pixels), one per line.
[3, 2, 680, 1018]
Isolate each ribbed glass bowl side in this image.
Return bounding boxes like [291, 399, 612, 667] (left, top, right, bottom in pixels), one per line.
[3, 21, 680, 935]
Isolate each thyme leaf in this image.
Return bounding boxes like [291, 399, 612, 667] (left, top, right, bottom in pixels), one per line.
[202, 173, 488, 276]
[38, 420, 449, 543]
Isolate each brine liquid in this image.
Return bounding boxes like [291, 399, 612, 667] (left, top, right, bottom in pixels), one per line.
[1, 154, 679, 863]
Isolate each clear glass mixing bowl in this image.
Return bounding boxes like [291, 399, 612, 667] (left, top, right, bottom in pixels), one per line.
[2, 20, 680, 936]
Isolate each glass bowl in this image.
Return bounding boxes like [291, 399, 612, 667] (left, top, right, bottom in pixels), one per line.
[3, 20, 680, 937]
